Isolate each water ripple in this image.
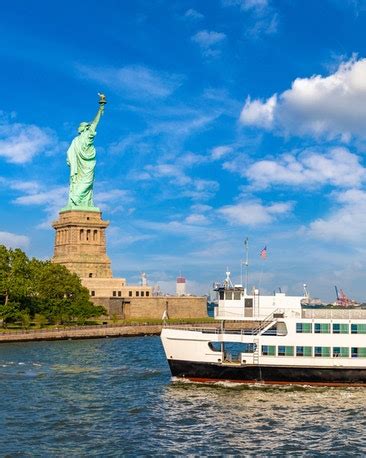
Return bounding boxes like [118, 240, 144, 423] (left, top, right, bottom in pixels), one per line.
[0, 337, 365, 455]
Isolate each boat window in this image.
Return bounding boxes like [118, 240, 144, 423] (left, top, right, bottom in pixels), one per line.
[225, 291, 233, 300]
[234, 291, 241, 300]
[278, 346, 294, 357]
[314, 346, 330, 357]
[296, 346, 312, 357]
[208, 342, 221, 352]
[209, 342, 256, 357]
[333, 347, 349, 357]
[225, 342, 255, 354]
[240, 343, 255, 353]
[245, 298, 253, 308]
[262, 324, 277, 336]
[296, 323, 312, 333]
[262, 345, 276, 356]
[351, 324, 366, 334]
[314, 323, 330, 334]
[351, 347, 366, 357]
[333, 323, 349, 334]
[219, 291, 224, 300]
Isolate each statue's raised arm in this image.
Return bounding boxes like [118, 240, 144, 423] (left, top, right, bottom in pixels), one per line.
[89, 93, 107, 133]
[63, 93, 107, 212]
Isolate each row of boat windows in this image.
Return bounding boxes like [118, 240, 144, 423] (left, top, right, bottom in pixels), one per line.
[262, 345, 366, 358]
[296, 323, 366, 334]
[219, 291, 243, 300]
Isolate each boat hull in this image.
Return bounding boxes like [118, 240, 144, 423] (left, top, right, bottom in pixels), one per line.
[168, 360, 366, 386]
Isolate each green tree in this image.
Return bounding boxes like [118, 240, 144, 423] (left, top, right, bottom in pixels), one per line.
[35, 262, 105, 324]
[0, 245, 106, 326]
[0, 245, 11, 305]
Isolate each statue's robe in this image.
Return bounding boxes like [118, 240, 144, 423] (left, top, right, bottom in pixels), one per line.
[66, 128, 96, 208]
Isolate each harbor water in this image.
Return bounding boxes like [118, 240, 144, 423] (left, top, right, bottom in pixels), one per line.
[0, 336, 365, 456]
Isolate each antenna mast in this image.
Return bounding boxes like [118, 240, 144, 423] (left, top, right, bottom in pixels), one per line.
[244, 237, 249, 291]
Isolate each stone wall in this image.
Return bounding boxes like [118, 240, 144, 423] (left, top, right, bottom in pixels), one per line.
[82, 277, 153, 299]
[0, 324, 162, 342]
[91, 296, 208, 319]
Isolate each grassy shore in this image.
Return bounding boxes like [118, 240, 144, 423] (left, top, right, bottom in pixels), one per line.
[0, 317, 217, 342]
[0, 316, 215, 333]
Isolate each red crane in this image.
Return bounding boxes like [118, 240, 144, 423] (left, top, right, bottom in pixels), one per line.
[334, 286, 353, 307]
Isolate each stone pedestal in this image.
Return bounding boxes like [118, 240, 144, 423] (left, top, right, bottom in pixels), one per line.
[52, 210, 112, 278]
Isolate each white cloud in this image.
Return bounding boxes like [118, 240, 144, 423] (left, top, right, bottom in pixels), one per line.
[11, 179, 131, 228]
[192, 30, 226, 57]
[190, 204, 213, 213]
[151, 115, 216, 136]
[222, 0, 268, 10]
[242, 0, 268, 10]
[145, 163, 190, 185]
[185, 213, 209, 224]
[12, 185, 68, 229]
[95, 189, 132, 204]
[211, 145, 233, 160]
[241, 147, 365, 189]
[0, 231, 29, 249]
[14, 188, 67, 207]
[240, 95, 277, 129]
[108, 226, 154, 247]
[184, 8, 204, 19]
[240, 57, 366, 139]
[143, 163, 219, 200]
[111, 112, 217, 157]
[222, 0, 277, 37]
[246, 13, 278, 37]
[218, 200, 293, 226]
[308, 189, 366, 242]
[178, 152, 206, 167]
[134, 219, 221, 242]
[77, 64, 183, 100]
[0, 117, 56, 164]
[182, 179, 219, 201]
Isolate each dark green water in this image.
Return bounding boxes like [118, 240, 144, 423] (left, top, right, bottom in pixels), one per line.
[0, 336, 365, 456]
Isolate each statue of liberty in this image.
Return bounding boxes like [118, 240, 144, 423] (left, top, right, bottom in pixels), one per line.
[63, 93, 106, 212]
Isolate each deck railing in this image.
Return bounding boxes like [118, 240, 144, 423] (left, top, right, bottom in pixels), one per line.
[163, 324, 278, 336]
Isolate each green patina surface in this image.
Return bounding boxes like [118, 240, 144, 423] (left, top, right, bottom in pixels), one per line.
[62, 95, 106, 212]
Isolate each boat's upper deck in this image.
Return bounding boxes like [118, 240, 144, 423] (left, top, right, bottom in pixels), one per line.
[214, 285, 366, 321]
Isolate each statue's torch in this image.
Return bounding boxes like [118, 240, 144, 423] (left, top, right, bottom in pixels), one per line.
[98, 92, 107, 106]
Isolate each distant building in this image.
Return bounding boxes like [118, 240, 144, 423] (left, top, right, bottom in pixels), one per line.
[176, 276, 186, 296]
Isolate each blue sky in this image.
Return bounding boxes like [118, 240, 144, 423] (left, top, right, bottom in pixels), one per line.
[2, 0, 366, 300]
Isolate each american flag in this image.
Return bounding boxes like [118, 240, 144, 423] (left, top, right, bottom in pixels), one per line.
[260, 246, 267, 259]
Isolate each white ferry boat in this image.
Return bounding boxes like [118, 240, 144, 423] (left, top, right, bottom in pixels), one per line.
[161, 273, 366, 386]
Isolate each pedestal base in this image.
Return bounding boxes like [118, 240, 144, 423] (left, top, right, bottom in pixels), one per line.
[52, 210, 112, 278]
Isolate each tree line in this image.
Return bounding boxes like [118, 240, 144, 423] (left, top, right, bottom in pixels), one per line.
[0, 245, 106, 327]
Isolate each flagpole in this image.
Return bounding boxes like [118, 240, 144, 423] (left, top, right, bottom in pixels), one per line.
[244, 238, 249, 292]
[258, 246, 267, 292]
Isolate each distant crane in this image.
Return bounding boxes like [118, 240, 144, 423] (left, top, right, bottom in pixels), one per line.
[334, 286, 354, 307]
